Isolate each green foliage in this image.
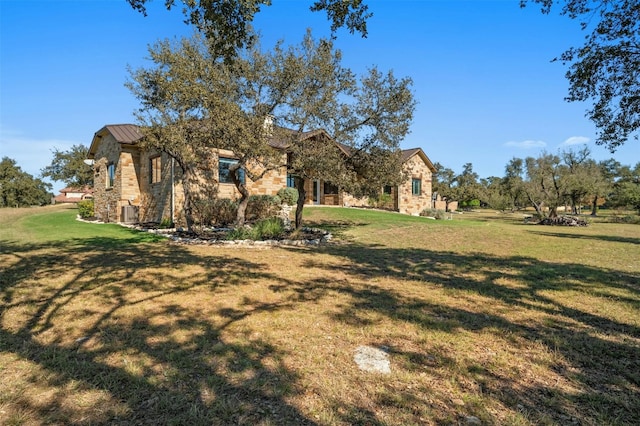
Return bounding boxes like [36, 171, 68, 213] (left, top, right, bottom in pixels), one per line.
[226, 217, 285, 240]
[159, 217, 174, 228]
[77, 199, 94, 218]
[0, 157, 52, 207]
[460, 199, 480, 210]
[246, 195, 281, 221]
[368, 193, 394, 210]
[277, 187, 299, 206]
[252, 217, 285, 239]
[127, 0, 370, 60]
[41, 144, 93, 187]
[192, 198, 238, 227]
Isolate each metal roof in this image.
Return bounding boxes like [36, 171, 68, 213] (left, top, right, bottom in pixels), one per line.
[103, 124, 143, 144]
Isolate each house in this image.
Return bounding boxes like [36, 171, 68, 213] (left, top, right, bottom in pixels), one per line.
[53, 187, 93, 204]
[87, 123, 436, 224]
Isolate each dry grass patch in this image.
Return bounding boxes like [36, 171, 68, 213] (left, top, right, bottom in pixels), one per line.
[1, 206, 639, 425]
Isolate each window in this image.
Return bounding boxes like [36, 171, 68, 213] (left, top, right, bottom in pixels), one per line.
[412, 178, 421, 196]
[219, 157, 245, 184]
[383, 185, 392, 195]
[150, 155, 161, 184]
[287, 173, 296, 188]
[324, 182, 338, 195]
[107, 163, 115, 188]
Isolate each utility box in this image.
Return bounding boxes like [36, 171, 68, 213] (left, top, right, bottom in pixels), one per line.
[121, 205, 139, 224]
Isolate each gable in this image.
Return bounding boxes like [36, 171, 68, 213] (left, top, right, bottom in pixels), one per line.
[88, 124, 143, 159]
[401, 148, 436, 173]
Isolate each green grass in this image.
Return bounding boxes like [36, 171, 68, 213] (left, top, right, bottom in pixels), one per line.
[2, 204, 166, 245]
[1, 205, 639, 425]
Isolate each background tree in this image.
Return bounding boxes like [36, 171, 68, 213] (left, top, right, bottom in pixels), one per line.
[127, 0, 371, 59]
[0, 157, 52, 207]
[610, 162, 640, 214]
[523, 153, 568, 218]
[454, 162, 481, 209]
[561, 145, 592, 214]
[432, 162, 457, 211]
[503, 157, 526, 211]
[590, 158, 621, 215]
[524, 0, 640, 151]
[41, 144, 93, 188]
[479, 176, 512, 211]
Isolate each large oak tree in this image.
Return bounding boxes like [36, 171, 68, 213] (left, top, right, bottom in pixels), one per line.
[127, 31, 415, 231]
[524, 0, 640, 151]
[127, 0, 371, 60]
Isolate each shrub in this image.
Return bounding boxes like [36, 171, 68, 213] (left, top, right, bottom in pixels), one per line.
[277, 187, 299, 206]
[159, 217, 174, 228]
[226, 226, 255, 240]
[608, 214, 640, 225]
[368, 193, 394, 210]
[193, 198, 238, 227]
[77, 199, 94, 219]
[246, 195, 281, 221]
[253, 217, 285, 239]
[226, 217, 286, 241]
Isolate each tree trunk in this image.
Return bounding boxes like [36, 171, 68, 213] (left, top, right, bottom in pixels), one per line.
[294, 176, 306, 229]
[231, 164, 249, 227]
[181, 167, 196, 233]
[591, 195, 598, 216]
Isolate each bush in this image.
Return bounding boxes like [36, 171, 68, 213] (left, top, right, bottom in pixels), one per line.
[253, 217, 285, 239]
[368, 193, 394, 210]
[608, 214, 640, 225]
[460, 199, 480, 210]
[77, 199, 94, 219]
[227, 217, 286, 241]
[277, 187, 299, 206]
[159, 217, 174, 228]
[246, 195, 281, 221]
[193, 198, 237, 227]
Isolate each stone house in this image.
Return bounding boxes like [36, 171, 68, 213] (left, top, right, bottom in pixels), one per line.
[53, 187, 94, 204]
[87, 123, 436, 224]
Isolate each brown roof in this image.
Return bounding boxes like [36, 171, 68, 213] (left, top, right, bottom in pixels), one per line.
[401, 147, 437, 172]
[102, 124, 143, 144]
[88, 124, 143, 158]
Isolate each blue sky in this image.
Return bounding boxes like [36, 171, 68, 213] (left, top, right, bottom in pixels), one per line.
[1, 0, 638, 193]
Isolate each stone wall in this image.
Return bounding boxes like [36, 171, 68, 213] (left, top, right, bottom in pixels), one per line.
[92, 134, 125, 222]
[398, 154, 433, 215]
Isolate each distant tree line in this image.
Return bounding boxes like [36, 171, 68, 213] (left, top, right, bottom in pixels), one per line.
[0, 157, 52, 207]
[433, 147, 640, 217]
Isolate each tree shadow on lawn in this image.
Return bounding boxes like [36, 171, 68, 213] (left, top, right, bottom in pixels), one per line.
[526, 229, 640, 245]
[0, 237, 318, 425]
[278, 243, 640, 425]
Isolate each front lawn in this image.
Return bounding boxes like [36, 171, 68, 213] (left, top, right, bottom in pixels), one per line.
[1, 205, 638, 425]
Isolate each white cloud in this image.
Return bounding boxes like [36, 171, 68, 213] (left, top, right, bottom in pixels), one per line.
[503, 140, 547, 149]
[560, 136, 590, 146]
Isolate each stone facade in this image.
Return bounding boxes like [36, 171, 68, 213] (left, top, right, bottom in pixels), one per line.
[398, 152, 433, 215]
[91, 133, 142, 223]
[89, 124, 437, 225]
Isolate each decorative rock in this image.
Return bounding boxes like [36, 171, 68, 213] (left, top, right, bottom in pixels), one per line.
[354, 345, 391, 374]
